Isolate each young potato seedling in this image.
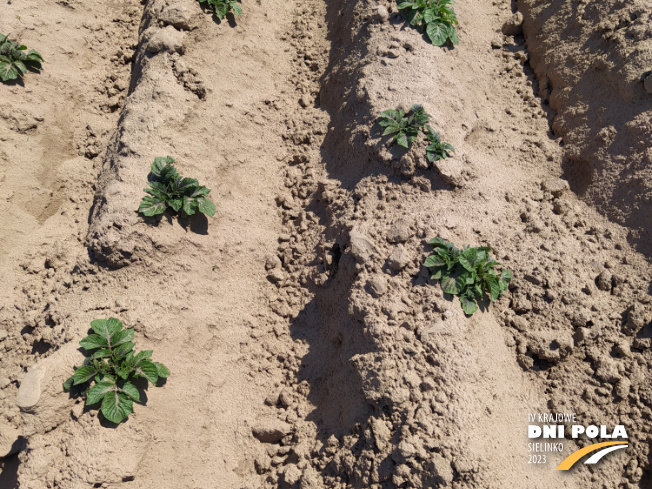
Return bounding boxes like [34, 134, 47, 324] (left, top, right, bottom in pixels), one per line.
[0, 33, 43, 82]
[64, 318, 170, 424]
[424, 237, 512, 315]
[139, 156, 216, 218]
[198, 0, 242, 20]
[425, 125, 455, 162]
[397, 0, 459, 47]
[379, 104, 431, 149]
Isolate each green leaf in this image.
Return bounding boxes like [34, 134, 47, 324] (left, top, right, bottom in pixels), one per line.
[79, 334, 109, 350]
[110, 328, 134, 348]
[460, 294, 478, 316]
[153, 362, 170, 378]
[187, 186, 211, 198]
[133, 350, 153, 365]
[423, 8, 436, 24]
[113, 342, 135, 359]
[458, 248, 478, 272]
[424, 254, 445, 268]
[396, 132, 409, 148]
[90, 318, 122, 348]
[134, 360, 159, 384]
[441, 270, 466, 295]
[408, 9, 422, 25]
[25, 49, 43, 63]
[139, 195, 167, 216]
[197, 197, 216, 217]
[182, 196, 198, 216]
[91, 349, 112, 359]
[168, 199, 182, 212]
[73, 365, 98, 385]
[90, 318, 119, 337]
[144, 187, 166, 200]
[232, 3, 242, 16]
[473, 283, 484, 299]
[159, 163, 179, 183]
[485, 276, 501, 302]
[382, 125, 400, 136]
[148, 181, 167, 192]
[380, 109, 398, 119]
[428, 236, 451, 248]
[101, 391, 133, 424]
[448, 25, 459, 45]
[151, 157, 168, 176]
[63, 375, 74, 391]
[0, 58, 19, 81]
[116, 365, 133, 380]
[13, 59, 26, 74]
[179, 177, 199, 189]
[397, 1, 413, 9]
[409, 105, 431, 126]
[119, 381, 140, 402]
[427, 22, 449, 46]
[500, 269, 513, 283]
[431, 268, 443, 280]
[86, 380, 116, 405]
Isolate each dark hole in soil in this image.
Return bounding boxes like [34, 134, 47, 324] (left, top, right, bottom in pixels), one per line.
[329, 243, 342, 277]
[531, 355, 554, 371]
[19, 325, 34, 335]
[31, 338, 52, 355]
[561, 155, 593, 196]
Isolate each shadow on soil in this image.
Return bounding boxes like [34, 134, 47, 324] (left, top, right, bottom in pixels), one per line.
[0, 452, 20, 489]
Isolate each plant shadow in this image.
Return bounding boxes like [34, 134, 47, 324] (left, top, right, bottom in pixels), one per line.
[1, 77, 26, 87]
[180, 212, 209, 235]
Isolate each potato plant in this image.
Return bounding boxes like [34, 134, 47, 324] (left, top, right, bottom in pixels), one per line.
[397, 0, 459, 46]
[424, 237, 512, 315]
[64, 318, 170, 424]
[379, 104, 431, 149]
[425, 125, 454, 162]
[0, 33, 43, 82]
[198, 0, 242, 20]
[139, 156, 216, 218]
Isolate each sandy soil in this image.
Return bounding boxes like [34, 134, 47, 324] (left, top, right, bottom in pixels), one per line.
[0, 0, 650, 488]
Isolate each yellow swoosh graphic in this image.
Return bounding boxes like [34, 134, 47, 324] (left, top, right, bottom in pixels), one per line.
[556, 441, 628, 470]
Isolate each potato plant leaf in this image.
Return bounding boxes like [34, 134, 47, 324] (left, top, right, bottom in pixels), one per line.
[79, 334, 109, 350]
[153, 362, 171, 378]
[134, 361, 159, 384]
[460, 293, 478, 316]
[73, 365, 98, 385]
[423, 237, 512, 316]
[64, 318, 170, 424]
[119, 381, 141, 402]
[101, 391, 133, 424]
[86, 381, 116, 405]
